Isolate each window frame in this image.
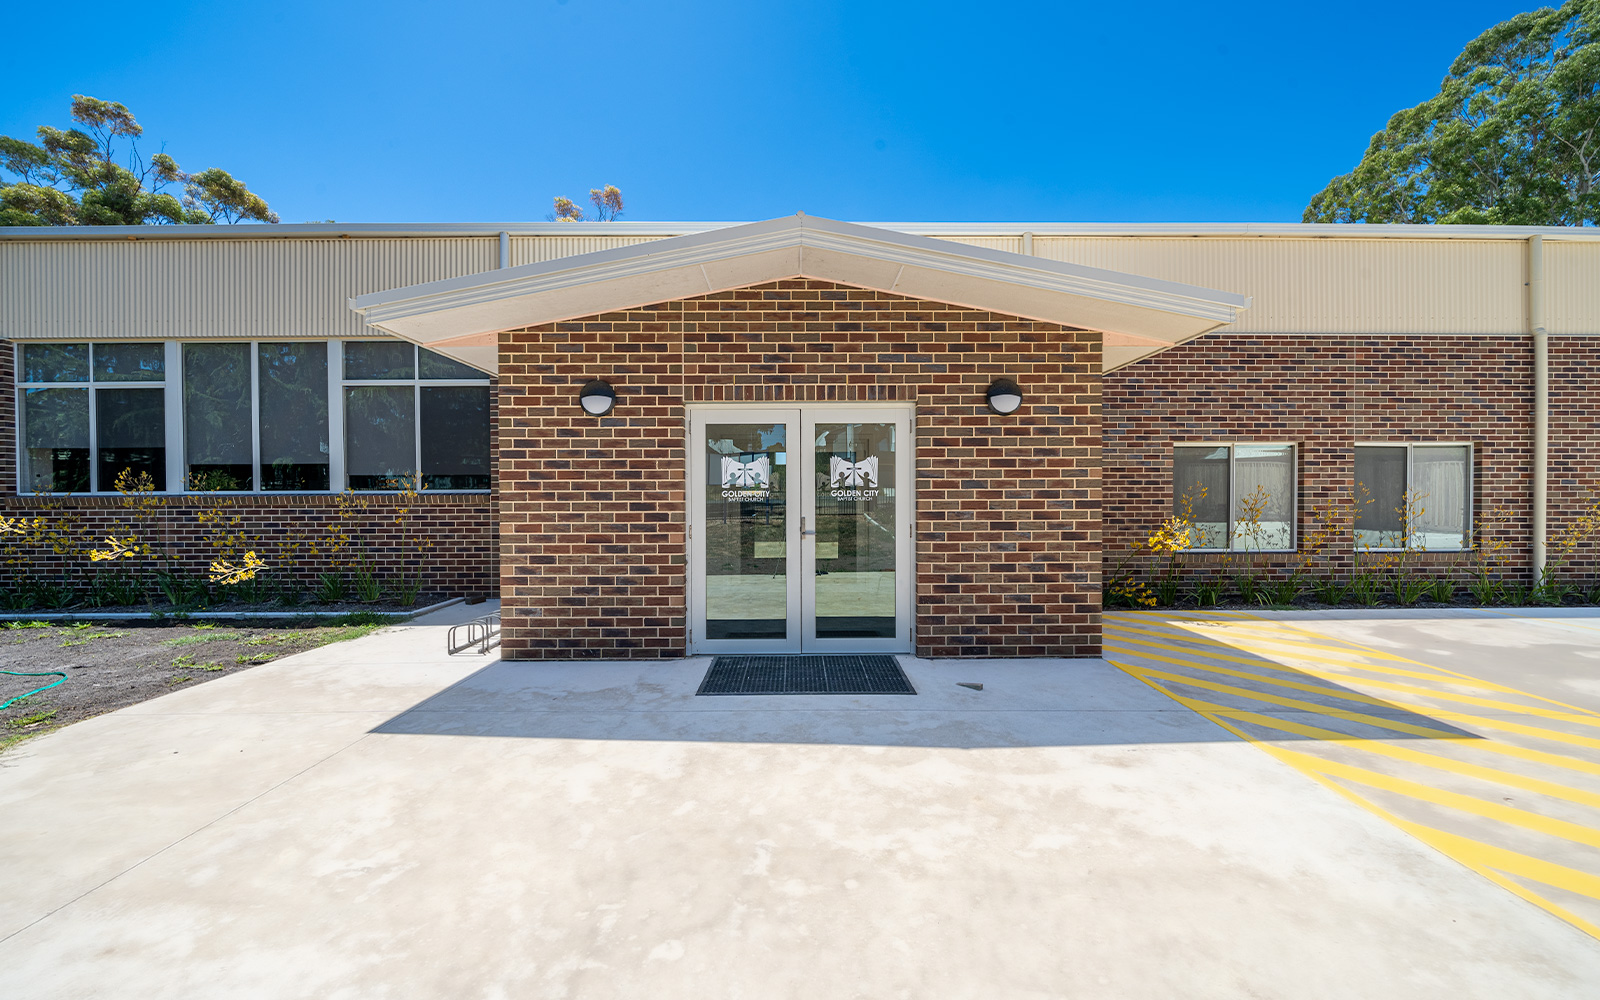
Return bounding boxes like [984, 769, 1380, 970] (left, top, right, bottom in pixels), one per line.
[14, 341, 177, 494]
[1172, 441, 1299, 553]
[1353, 441, 1473, 553]
[14, 339, 491, 496]
[340, 343, 493, 492]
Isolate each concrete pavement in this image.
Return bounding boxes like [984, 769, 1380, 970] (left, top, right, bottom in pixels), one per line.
[3, 603, 1600, 998]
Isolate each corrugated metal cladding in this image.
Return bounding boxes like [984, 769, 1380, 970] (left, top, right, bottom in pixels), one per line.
[1548, 242, 1600, 335]
[1024, 237, 1529, 335]
[509, 234, 663, 266]
[3, 230, 1592, 341]
[1, 238, 497, 339]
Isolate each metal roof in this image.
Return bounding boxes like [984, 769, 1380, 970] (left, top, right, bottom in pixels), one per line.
[3, 221, 1599, 241]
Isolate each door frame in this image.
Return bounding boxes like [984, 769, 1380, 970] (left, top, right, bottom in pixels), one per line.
[687, 403, 914, 655]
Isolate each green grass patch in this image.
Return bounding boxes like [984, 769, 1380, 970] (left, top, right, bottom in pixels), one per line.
[61, 630, 127, 647]
[7, 707, 57, 728]
[163, 631, 242, 647]
[3, 621, 51, 630]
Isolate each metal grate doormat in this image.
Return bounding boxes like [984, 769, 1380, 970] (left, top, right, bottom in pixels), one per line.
[697, 655, 916, 696]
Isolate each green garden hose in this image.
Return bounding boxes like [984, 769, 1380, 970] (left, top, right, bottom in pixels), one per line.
[1, 669, 66, 711]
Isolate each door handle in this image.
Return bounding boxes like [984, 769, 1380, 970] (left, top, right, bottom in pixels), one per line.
[800, 515, 815, 536]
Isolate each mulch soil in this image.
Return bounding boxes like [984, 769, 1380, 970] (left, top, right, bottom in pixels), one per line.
[0, 618, 390, 751]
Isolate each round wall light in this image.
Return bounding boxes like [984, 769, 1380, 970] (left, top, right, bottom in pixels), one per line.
[578, 379, 617, 416]
[986, 378, 1024, 415]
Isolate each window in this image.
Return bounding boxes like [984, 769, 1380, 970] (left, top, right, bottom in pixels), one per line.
[18, 343, 167, 492]
[1172, 444, 1296, 551]
[183, 342, 331, 492]
[15, 340, 490, 494]
[1355, 444, 1470, 550]
[343, 343, 491, 490]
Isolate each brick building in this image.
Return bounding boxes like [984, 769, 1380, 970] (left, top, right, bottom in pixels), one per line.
[2, 216, 1596, 658]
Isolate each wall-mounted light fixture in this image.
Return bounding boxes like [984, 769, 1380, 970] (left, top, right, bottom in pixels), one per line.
[986, 378, 1023, 415]
[578, 379, 617, 416]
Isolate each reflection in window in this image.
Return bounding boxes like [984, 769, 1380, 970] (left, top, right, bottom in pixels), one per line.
[1172, 444, 1296, 551]
[184, 343, 253, 491]
[96, 388, 165, 490]
[18, 343, 166, 492]
[22, 388, 90, 492]
[345, 386, 415, 489]
[1356, 445, 1470, 550]
[420, 386, 490, 489]
[259, 343, 330, 491]
[344, 341, 415, 380]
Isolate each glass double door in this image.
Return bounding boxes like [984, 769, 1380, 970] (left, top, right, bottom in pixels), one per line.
[689, 407, 913, 653]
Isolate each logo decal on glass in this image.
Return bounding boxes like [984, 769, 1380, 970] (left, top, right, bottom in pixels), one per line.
[721, 455, 770, 489]
[829, 456, 878, 489]
[828, 455, 880, 500]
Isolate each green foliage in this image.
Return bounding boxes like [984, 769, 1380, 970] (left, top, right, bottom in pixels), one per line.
[1306, 1, 1600, 225]
[155, 570, 209, 609]
[1427, 578, 1457, 603]
[313, 572, 348, 603]
[2, 95, 278, 227]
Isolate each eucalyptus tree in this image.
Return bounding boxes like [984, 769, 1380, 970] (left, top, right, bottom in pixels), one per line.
[1, 95, 278, 227]
[1306, 0, 1599, 225]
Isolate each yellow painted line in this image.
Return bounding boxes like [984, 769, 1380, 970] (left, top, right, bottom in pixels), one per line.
[1107, 622, 1538, 694]
[1111, 659, 1600, 782]
[1106, 628, 1600, 729]
[1108, 629, 1600, 755]
[1116, 665, 1600, 939]
[1190, 615, 1600, 721]
[1117, 664, 1600, 815]
[1304, 765, 1600, 938]
[1110, 610, 1600, 722]
[1107, 619, 1433, 667]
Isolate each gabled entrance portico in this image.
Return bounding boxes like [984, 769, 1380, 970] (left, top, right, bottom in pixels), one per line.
[349, 216, 1250, 659]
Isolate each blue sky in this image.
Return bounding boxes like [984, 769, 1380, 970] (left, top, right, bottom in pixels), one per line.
[2, 0, 1540, 224]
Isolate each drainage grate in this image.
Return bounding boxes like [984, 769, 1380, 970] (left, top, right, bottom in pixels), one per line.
[697, 655, 916, 696]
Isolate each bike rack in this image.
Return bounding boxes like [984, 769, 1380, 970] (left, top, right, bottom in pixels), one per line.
[447, 610, 501, 655]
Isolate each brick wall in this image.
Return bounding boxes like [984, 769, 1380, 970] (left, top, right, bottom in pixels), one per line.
[1548, 338, 1600, 582]
[497, 279, 1102, 660]
[0, 492, 498, 598]
[1101, 333, 1593, 588]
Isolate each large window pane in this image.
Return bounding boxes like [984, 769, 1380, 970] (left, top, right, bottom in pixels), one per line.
[1173, 446, 1229, 548]
[259, 342, 329, 491]
[1412, 446, 1470, 550]
[420, 386, 490, 490]
[96, 388, 165, 491]
[814, 421, 897, 638]
[1232, 444, 1294, 550]
[21, 343, 89, 383]
[346, 386, 415, 489]
[705, 422, 787, 640]
[344, 342, 415, 380]
[93, 343, 164, 382]
[419, 349, 486, 380]
[184, 343, 254, 491]
[1355, 446, 1407, 548]
[22, 387, 89, 492]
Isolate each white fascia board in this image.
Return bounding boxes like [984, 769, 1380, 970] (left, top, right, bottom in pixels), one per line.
[349, 216, 1251, 343]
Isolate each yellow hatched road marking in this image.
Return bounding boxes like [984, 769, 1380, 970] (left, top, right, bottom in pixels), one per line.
[1107, 626, 1600, 755]
[1111, 645, 1600, 941]
[1115, 663, 1600, 815]
[1129, 612, 1600, 720]
[1111, 660, 1600, 782]
[1107, 622, 1533, 692]
[1105, 626, 1600, 728]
